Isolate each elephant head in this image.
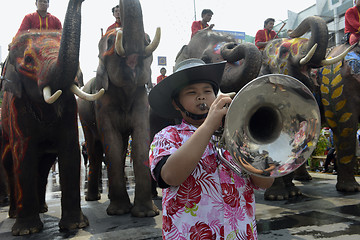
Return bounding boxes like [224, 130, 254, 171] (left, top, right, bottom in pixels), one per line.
[260, 16, 351, 92]
[95, 0, 160, 92]
[175, 29, 262, 93]
[2, 0, 102, 105]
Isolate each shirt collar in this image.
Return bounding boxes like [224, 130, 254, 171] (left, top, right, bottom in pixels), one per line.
[179, 119, 198, 131]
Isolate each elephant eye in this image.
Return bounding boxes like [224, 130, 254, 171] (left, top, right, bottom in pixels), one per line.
[24, 55, 34, 64]
[201, 56, 212, 64]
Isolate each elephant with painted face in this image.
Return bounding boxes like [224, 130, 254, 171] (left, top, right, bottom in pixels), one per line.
[259, 16, 351, 200]
[0, 0, 103, 235]
[176, 28, 262, 93]
[319, 44, 360, 192]
[77, 0, 160, 217]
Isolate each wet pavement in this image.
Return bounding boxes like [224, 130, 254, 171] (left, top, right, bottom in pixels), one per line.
[0, 160, 360, 239]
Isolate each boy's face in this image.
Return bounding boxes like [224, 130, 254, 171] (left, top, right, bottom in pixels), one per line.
[265, 21, 274, 31]
[36, 0, 49, 11]
[202, 13, 213, 23]
[174, 82, 216, 125]
[113, 7, 120, 18]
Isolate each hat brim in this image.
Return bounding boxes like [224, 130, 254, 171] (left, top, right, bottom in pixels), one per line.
[149, 61, 226, 119]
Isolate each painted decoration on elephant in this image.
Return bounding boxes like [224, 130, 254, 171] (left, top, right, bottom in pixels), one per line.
[265, 38, 309, 75]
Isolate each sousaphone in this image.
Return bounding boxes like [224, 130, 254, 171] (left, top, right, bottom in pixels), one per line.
[214, 74, 321, 178]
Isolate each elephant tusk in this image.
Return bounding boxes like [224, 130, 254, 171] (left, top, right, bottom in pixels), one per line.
[70, 84, 105, 101]
[320, 45, 355, 66]
[299, 43, 317, 65]
[115, 30, 125, 57]
[43, 86, 62, 104]
[145, 27, 161, 56]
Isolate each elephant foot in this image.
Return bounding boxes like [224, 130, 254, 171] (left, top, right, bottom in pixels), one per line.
[264, 184, 302, 201]
[286, 184, 302, 198]
[336, 180, 360, 192]
[59, 211, 89, 231]
[264, 184, 289, 201]
[293, 171, 312, 181]
[106, 200, 133, 215]
[8, 206, 16, 218]
[131, 201, 160, 217]
[293, 163, 312, 181]
[11, 215, 43, 236]
[85, 192, 101, 201]
[39, 203, 48, 213]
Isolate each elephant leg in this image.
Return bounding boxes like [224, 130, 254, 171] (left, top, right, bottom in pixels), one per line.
[37, 153, 56, 213]
[131, 120, 159, 217]
[293, 163, 312, 181]
[11, 145, 43, 236]
[284, 172, 302, 198]
[105, 132, 132, 215]
[335, 121, 360, 192]
[2, 149, 15, 217]
[0, 155, 9, 206]
[57, 126, 88, 231]
[86, 140, 103, 201]
[264, 172, 302, 201]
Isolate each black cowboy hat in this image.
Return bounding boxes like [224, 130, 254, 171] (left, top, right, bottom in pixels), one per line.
[148, 58, 226, 119]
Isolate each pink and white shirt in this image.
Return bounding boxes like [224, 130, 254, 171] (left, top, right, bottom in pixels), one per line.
[149, 120, 259, 240]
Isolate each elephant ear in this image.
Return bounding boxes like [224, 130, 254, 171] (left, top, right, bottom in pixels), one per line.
[75, 67, 84, 87]
[175, 45, 189, 62]
[2, 63, 22, 98]
[95, 61, 109, 91]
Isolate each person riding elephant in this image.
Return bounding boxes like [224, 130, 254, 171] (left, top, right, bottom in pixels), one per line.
[78, 0, 160, 217]
[259, 15, 352, 200]
[344, 0, 360, 45]
[0, 0, 103, 235]
[255, 17, 277, 51]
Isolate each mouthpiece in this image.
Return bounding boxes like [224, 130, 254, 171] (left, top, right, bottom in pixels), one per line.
[199, 103, 209, 111]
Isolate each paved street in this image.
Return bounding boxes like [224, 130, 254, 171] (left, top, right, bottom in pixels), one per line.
[0, 161, 359, 239]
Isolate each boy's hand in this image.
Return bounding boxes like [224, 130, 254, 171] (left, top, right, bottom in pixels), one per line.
[203, 94, 232, 133]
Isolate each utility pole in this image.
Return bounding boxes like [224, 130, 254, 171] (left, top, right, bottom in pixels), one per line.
[193, 0, 196, 21]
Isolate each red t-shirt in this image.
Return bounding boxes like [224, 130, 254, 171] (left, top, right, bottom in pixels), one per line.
[345, 6, 360, 45]
[157, 75, 167, 84]
[106, 22, 122, 33]
[255, 28, 276, 50]
[345, 6, 360, 34]
[191, 20, 208, 38]
[16, 11, 62, 36]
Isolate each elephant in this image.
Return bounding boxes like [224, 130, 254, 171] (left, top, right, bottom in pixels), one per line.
[150, 27, 263, 138]
[0, 0, 103, 235]
[259, 16, 351, 200]
[318, 44, 360, 192]
[77, 0, 160, 217]
[176, 28, 262, 93]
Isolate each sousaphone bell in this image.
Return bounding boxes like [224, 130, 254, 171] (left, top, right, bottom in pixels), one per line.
[214, 74, 321, 178]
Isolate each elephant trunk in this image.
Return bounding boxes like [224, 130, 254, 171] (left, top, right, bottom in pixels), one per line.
[54, 0, 83, 89]
[289, 16, 328, 68]
[120, 0, 145, 56]
[220, 42, 262, 93]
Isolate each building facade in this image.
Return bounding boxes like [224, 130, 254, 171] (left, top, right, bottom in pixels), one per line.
[273, 0, 353, 47]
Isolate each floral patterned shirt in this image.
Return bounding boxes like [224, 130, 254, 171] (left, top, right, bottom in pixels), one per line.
[149, 120, 259, 240]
